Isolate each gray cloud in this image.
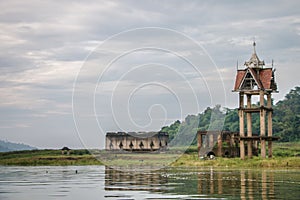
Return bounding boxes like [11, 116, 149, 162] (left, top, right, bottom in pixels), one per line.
[0, 0, 299, 148]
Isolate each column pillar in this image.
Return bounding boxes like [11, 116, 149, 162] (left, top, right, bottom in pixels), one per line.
[247, 94, 252, 158]
[209, 133, 214, 148]
[260, 90, 266, 158]
[268, 140, 272, 158]
[217, 133, 222, 157]
[239, 93, 245, 159]
[197, 132, 202, 158]
[267, 93, 273, 158]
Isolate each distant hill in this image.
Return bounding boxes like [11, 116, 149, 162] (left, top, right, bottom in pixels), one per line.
[0, 140, 37, 152]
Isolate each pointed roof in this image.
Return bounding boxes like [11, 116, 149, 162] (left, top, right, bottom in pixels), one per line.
[234, 70, 246, 90]
[233, 42, 277, 92]
[233, 68, 274, 91]
[244, 42, 265, 68]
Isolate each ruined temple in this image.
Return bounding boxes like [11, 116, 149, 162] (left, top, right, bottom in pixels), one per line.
[197, 42, 279, 159]
[197, 131, 259, 158]
[198, 131, 239, 158]
[105, 132, 168, 151]
[233, 42, 279, 159]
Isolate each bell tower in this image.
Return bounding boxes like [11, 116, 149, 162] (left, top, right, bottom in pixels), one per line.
[233, 42, 278, 159]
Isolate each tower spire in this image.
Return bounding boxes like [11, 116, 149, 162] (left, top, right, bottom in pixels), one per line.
[244, 40, 264, 68]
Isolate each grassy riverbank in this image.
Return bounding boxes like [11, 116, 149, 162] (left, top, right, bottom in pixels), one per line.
[0, 142, 299, 168]
[172, 142, 300, 168]
[173, 154, 300, 168]
[0, 149, 102, 166]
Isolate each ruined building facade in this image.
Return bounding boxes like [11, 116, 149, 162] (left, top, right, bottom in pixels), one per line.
[198, 131, 240, 158]
[106, 132, 169, 151]
[197, 131, 260, 158]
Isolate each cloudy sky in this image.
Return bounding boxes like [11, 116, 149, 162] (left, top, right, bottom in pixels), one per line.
[0, 0, 299, 149]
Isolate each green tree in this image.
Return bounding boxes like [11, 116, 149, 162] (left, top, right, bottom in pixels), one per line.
[160, 120, 181, 141]
[273, 86, 300, 141]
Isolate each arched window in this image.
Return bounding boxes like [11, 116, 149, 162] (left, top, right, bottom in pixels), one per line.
[139, 141, 144, 149]
[129, 141, 134, 149]
[119, 142, 123, 149]
[150, 141, 154, 149]
[207, 151, 215, 157]
[224, 151, 230, 157]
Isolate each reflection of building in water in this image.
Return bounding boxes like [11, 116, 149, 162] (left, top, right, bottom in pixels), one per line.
[104, 166, 168, 192]
[197, 169, 275, 199]
[106, 132, 168, 151]
[105, 167, 283, 199]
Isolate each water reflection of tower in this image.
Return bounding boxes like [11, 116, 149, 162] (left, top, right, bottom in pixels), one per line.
[261, 170, 275, 199]
[104, 166, 168, 192]
[197, 169, 237, 195]
[197, 169, 275, 199]
[240, 170, 275, 199]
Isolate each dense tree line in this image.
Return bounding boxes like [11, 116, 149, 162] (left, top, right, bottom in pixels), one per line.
[161, 86, 300, 143]
[273, 86, 300, 141]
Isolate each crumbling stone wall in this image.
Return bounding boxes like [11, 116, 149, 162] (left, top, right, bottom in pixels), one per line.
[106, 132, 168, 151]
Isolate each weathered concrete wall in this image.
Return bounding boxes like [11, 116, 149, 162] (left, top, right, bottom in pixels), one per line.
[197, 131, 241, 158]
[106, 132, 168, 151]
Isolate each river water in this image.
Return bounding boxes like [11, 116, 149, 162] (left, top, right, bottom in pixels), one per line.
[0, 166, 299, 199]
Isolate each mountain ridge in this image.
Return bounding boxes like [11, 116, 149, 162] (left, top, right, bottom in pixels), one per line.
[0, 140, 37, 152]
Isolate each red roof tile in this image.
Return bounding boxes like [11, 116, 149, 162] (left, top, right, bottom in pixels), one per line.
[233, 68, 273, 91]
[259, 68, 273, 89]
[234, 70, 246, 90]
